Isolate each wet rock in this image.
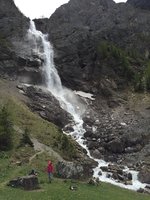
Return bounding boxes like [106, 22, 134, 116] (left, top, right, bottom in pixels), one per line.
[105, 164, 133, 184]
[124, 180, 132, 185]
[63, 125, 74, 133]
[22, 85, 72, 128]
[138, 167, 150, 184]
[100, 166, 108, 172]
[137, 188, 144, 193]
[91, 149, 102, 159]
[84, 131, 93, 138]
[127, 173, 132, 181]
[87, 141, 99, 150]
[98, 171, 102, 176]
[17, 56, 42, 68]
[108, 164, 123, 174]
[83, 116, 95, 127]
[137, 187, 150, 194]
[145, 185, 150, 190]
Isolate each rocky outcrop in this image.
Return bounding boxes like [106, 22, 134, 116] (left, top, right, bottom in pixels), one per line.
[56, 159, 97, 180]
[138, 167, 150, 184]
[127, 0, 150, 10]
[17, 84, 72, 128]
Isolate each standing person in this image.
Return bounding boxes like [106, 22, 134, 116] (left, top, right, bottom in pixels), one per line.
[47, 160, 54, 183]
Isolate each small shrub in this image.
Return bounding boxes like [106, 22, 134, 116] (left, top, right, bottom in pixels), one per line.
[19, 128, 34, 148]
[133, 73, 144, 91]
[54, 133, 77, 160]
[144, 61, 150, 89]
[134, 61, 150, 91]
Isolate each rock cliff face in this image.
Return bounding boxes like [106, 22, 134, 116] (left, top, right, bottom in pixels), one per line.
[0, 0, 44, 85]
[34, 0, 150, 93]
[127, 0, 150, 10]
[0, 0, 29, 78]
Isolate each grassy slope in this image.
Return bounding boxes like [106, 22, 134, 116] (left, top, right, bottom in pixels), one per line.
[0, 150, 149, 200]
[0, 179, 149, 200]
[0, 79, 78, 160]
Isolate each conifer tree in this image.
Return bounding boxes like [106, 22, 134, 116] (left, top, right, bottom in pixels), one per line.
[0, 106, 13, 151]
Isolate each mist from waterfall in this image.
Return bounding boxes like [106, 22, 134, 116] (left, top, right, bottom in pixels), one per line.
[27, 20, 147, 191]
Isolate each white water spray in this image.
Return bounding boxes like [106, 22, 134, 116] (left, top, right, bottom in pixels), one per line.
[27, 21, 147, 191]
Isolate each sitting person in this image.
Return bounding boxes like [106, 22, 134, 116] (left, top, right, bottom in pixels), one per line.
[29, 169, 38, 176]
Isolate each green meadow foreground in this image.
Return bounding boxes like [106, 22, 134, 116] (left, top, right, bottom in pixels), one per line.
[0, 178, 149, 200]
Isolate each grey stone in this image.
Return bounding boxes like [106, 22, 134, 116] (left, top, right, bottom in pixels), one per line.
[56, 160, 97, 180]
[138, 167, 150, 184]
[8, 175, 39, 190]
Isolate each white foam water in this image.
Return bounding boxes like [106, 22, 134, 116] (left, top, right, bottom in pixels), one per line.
[27, 20, 147, 191]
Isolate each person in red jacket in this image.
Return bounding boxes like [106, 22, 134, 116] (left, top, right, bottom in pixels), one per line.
[47, 160, 54, 183]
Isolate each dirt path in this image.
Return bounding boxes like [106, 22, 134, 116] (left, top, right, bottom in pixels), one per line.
[30, 138, 64, 163]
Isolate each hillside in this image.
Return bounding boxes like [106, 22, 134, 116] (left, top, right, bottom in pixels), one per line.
[0, 0, 150, 198]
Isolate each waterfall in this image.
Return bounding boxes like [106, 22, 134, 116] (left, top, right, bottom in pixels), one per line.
[27, 20, 147, 191]
[28, 21, 85, 123]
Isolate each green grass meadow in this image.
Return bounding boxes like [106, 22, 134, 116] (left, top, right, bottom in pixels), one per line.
[0, 179, 149, 200]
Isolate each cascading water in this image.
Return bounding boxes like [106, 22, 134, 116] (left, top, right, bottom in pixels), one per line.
[27, 20, 148, 191]
[28, 20, 85, 137]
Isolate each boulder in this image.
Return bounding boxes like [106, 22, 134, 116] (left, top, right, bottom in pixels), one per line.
[8, 175, 39, 190]
[91, 149, 102, 159]
[100, 166, 108, 172]
[88, 178, 100, 186]
[21, 85, 72, 128]
[138, 167, 150, 184]
[106, 139, 125, 153]
[56, 160, 97, 180]
[137, 188, 144, 193]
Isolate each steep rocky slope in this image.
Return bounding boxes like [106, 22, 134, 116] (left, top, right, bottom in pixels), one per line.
[0, 0, 29, 78]
[35, 0, 150, 93]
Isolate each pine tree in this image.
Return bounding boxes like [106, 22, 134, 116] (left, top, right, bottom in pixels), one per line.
[0, 106, 13, 151]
